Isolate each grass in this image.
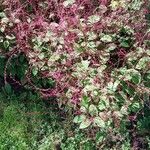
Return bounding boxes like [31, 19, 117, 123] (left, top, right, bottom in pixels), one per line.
[0, 87, 97, 150]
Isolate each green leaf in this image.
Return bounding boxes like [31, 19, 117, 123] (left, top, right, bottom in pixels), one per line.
[89, 104, 98, 116]
[120, 106, 128, 115]
[0, 12, 6, 18]
[79, 118, 91, 129]
[131, 74, 141, 84]
[48, 54, 60, 62]
[19, 54, 25, 63]
[81, 96, 90, 108]
[136, 57, 150, 70]
[6, 35, 15, 40]
[120, 41, 130, 48]
[129, 102, 141, 112]
[0, 26, 5, 32]
[63, 0, 75, 7]
[3, 40, 9, 49]
[115, 92, 126, 105]
[88, 15, 101, 24]
[80, 106, 87, 113]
[107, 80, 120, 93]
[93, 117, 105, 128]
[81, 60, 90, 70]
[87, 31, 97, 40]
[87, 41, 96, 49]
[96, 131, 106, 143]
[145, 14, 150, 21]
[125, 69, 141, 84]
[120, 81, 135, 96]
[107, 43, 117, 51]
[32, 67, 38, 76]
[98, 101, 106, 111]
[73, 115, 86, 123]
[38, 53, 45, 60]
[4, 83, 12, 94]
[101, 35, 112, 43]
[130, 0, 143, 10]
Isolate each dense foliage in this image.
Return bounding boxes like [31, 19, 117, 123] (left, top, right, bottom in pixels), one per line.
[0, 0, 150, 149]
[0, 87, 96, 150]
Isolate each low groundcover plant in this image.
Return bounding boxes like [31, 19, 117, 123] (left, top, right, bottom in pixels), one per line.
[0, 0, 150, 148]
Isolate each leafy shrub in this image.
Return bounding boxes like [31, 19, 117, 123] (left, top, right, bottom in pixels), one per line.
[0, 0, 150, 149]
